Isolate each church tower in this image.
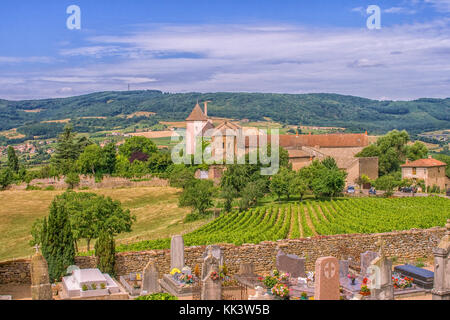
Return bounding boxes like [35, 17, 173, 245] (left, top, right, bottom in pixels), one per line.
[185, 102, 210, 155]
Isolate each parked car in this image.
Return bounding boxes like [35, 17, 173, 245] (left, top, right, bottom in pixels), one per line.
[346, 186, 355, 194]
[399, 186, 415, 193]
[369, 187, 377, 195]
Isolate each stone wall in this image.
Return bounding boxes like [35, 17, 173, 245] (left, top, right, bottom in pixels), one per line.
[1, 227, 445, 285]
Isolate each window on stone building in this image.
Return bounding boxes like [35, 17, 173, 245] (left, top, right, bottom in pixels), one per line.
[412, 167, 416, 175]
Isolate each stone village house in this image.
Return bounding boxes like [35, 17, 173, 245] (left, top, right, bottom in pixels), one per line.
[401, 157, 448, 191]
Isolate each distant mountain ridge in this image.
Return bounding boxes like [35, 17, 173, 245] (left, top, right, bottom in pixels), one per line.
[0, 90, 449, 135]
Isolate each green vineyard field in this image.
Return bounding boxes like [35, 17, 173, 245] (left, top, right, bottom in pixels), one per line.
[116, 197, 450, 252]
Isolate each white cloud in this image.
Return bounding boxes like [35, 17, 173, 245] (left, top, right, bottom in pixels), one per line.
[384, 7, 417, 14]
[1, 19, 449, 100]
[424, 0, 450, 12]
[0, 56, 54, 64]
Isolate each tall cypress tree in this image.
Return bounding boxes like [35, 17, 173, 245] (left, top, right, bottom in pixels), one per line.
[42, 198, 75, 283]
[7, 146, 19, 173]
[95, 230, 115, 276]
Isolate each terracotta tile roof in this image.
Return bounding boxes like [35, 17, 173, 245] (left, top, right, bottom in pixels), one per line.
[401, 158, 446, 167]
[287, 149, 310, 158]
[269, 133, 369, 148]
[186, 103, 208, 121]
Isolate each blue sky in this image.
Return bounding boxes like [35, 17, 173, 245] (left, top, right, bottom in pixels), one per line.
[0, 0, 449, 100]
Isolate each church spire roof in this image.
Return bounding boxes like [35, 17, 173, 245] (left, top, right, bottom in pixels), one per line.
[186, 103, 209, 121]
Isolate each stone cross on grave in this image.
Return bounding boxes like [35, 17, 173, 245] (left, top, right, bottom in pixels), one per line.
[33, 244, 40, 253]
[324, 261, 337, 279]
[376, 237, 386, 257]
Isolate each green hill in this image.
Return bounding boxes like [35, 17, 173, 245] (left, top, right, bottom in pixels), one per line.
[1, 91, 449, 137]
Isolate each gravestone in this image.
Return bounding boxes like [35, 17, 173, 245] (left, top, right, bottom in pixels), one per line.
[201, 246, 223, 279]
[202, 245, 223, 266]
[201, 253, 221, 300]
[339, 260, 350, 278]
[276, 250, 306, 278]
[314, 256, 340, 300]
[394, 265, 434, 289]
[234, 262, 261, 289]
[141, 259, 160, 295]
[432, 219, 450, 300]
[368, 239, 394, 300]
[30, 248, 52, 300]
[170, 235, 184, 270]
[238, 263, 255, 277]
[360, 251, 379, 277]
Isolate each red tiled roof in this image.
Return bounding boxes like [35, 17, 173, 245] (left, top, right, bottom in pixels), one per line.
[401, 158, 446, 167]
[186, 103, 208, 121]
[269, 133, 369, 148]
[287, 149, 310, 158]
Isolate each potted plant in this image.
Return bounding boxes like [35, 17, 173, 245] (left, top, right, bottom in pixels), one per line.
[300, 292, 308, 300]
[347, 273, 357, 285]
[263, 276, 278, 294]
[359, 278, 371, 296]
[360, 285, 371, 296]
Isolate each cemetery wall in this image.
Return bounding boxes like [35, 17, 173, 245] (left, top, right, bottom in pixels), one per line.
[0, 227, 444, 284]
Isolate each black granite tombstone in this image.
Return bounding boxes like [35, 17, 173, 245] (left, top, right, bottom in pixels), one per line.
[393, 264, 434, 289]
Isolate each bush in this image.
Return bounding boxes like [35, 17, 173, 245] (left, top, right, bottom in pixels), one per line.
[184, 212, 211, 223]
[44, 186, 56, 191]
[26, 185, 42, 191]
[65, 172, 80, 189]
[135, 293, 178, 300]
[0, 168, 14, 190]
[95, 230, 116, 276]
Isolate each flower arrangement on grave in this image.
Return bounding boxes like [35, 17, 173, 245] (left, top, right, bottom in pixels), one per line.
[262, 276, 278, 289]
[194, 264, 201, 278]
[347, 273, 357, 285]
[91, 283, 97, 290]
[82, 284, 88, 291]
[219, 264, 230, 281]
[306, 271, 315, 286]
[100, 283, 106, 290]
[359, 278, 371, 296]
[210, 271, 220, 281]
[271, 283, 289, 299]
[272, 269, 280, 277]
[179, 273, 194, 285]
[277, 272, 290, 283]
[392, 273, 413, 289]
[170, 268, 181, 276]
[300, 292, 308, 300]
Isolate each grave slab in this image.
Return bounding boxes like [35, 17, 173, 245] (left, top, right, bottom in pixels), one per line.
[394, 264, 434, 289]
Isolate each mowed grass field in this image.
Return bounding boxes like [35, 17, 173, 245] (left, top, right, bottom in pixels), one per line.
[0, 187, 210, 262]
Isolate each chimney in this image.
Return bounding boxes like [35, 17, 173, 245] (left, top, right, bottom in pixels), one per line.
[203, 101, 210, 117]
